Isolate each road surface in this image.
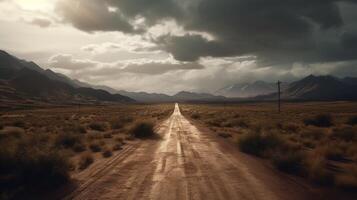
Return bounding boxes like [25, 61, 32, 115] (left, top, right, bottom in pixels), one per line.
[64, 103, 333, 200]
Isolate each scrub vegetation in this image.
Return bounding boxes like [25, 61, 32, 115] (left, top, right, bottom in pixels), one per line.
[0, 104, 173, 199]
[181, 102, 357, 191]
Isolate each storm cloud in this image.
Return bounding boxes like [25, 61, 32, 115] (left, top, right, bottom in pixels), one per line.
[55, 0, 357, 65]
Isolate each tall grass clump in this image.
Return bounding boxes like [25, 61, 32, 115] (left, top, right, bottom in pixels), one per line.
[0, 133, 71, 198]
[129, 120, 157, 139]
[347, 115, 357, 126]
[237, 130, 283, 157]
[89, 122, 107, 131]
[304, 114, 333, 127]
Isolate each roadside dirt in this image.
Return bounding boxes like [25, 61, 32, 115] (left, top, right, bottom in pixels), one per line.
[63, 103, 355, 200]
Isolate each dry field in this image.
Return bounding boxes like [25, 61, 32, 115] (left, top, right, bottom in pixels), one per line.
[0, 104, 173, 199]
[180, 102, 357, 191]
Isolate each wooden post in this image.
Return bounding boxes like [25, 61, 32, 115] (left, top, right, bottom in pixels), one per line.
[277, 80, 281, 113]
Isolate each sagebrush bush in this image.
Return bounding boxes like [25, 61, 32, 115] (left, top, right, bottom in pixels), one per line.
[112, 143, 122, 151]
[331, 126, 356, 141]
[272, 150, 304, 174]
[237, 130, 284, 157]
[78, 153, 94, 170]
[218, 132, 232, 138]
[304, 114, 333, 127]
[347, 115, 357, 126]
[89, 142, 102, 152]
[89, 122, 107, 131]
[0, 126, 25, 138]
[0, 134, 71, 196]
[305, 155, 335, 186]
[191, 113, 200, 119]
[102, 148, 113, 158]
[129, 121, 157, 139]
[55, 133, 82, 149]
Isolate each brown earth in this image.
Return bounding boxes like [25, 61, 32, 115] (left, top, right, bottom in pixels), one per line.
[63, 103, 355, 200]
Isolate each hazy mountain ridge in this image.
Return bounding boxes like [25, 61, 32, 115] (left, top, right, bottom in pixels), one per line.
[215, 81, 283, 98]
[0, 50, 134, 103]
[256, 75, 357, 101]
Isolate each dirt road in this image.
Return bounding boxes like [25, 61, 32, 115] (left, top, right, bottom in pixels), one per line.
[64, 103, 334, 200]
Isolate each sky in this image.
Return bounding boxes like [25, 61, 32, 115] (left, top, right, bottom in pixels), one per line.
[1, 0, 357, 94]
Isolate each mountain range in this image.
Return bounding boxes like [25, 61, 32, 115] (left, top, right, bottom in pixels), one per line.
[0, 50, 134, 105]
[1, 50, 357, 104]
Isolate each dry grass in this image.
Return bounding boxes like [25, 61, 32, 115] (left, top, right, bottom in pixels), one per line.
[0, 103, 174, 198]
[78, 152, 94, 170]
[181, 102, 357, 190]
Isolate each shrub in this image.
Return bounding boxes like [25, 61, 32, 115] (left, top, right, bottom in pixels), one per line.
[129, 121, 157, 139]
[103, 133, 112, 138]
[272, 150, 304, 174]
[89, 122, 107, 131]
[102, 148, 113, 158]
[191, 113, 200, 119]
[55, 133, 82, 149]
[78, 153, 94, 170]
[304, 114, 333, 127]
[331, 126, 356, 141]
[218, 132, 232, 138]
[62, 123, 86, 134]
[73, 143, 86, 152]
[0, 134, 71, 195]
[0, 126, 25, 138]
[300, 127, 326, 140]
[237, 131, 283, 157]
[111, 120, 123, 130]
[347, 116, 357, 126]
[89, 142, 102, 152]
[305, 156, 335, 186]
[12, 120, 25, 128]
[112, 143, 122, 151]
[335, 175, 357, 190]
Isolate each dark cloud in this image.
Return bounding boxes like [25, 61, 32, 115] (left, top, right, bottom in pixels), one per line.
[55, 0, 138, 33]
[56, 0, 357, 65]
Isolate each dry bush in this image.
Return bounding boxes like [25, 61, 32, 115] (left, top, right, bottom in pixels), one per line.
[272, 149, 305, 174]
[78, 152, 94, 170]
[335, 175, 357, 190]
[304, 114, 334, 127]
[305, 155, 335, 186]
[347, 115, 357, 126]
[73, 143, 86, 153]
[12, 120, 25, 128]
[89, 142, 102, 152]
[55, 133, 82, 149]
[191, 113, 201, 119]
[278, 123, 301, 133]
[62, 122, 86, 134]
[330, 125, 356, 141]
[89, 122, 107, 131]
[103, 132, 112, 138]
[237, 130, 284, 157]
[115, 136, 125, 144]
[112, 143, 123, 151]
[102, 148, 113, 158]
[0, 133, 71, 197]
[0, 126, 25, 138]
[300, 126, 327, 140]
[110, 120, 123, 130]
[218, 132, 232, 138]
[129, 121, 157, 139]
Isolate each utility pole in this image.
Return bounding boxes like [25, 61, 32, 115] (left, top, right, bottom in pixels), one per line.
[277, 80, 281, 113]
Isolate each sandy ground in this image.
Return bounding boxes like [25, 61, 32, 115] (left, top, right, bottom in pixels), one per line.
[63, 103, 353, 200]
